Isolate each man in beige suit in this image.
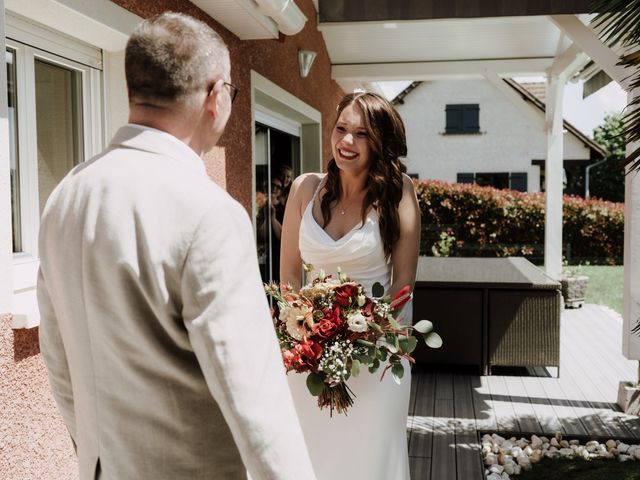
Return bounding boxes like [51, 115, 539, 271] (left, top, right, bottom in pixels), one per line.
[37, 13, 314, 480]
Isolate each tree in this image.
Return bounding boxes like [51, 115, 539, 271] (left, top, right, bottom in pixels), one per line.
[592, 1, 640, 172]
[590, 113, 626, 202]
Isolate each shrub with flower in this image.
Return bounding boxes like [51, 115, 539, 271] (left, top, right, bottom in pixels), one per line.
[266, 267, 442, 416]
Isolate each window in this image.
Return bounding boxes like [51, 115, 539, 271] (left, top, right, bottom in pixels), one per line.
[7, 49, 21, 252]
[7, 37, 102, 259]
[254, 122, 300, 284]
[445, 104, 480, 134]
[457, 172, 528, 192]
[476, 172, 509, 189]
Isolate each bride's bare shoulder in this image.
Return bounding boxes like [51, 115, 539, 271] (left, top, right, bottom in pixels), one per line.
[290, 173, 325, 201]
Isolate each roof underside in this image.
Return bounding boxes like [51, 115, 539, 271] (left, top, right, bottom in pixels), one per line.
[318, 0, 593, 22]
[314, 1, 604, 87]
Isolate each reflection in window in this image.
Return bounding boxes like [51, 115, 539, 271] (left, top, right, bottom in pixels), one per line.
[7, 48, 21, 252]
[34, 59, 83, 215]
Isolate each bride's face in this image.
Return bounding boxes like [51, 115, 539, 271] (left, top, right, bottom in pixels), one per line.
[331, 103, 371, 174]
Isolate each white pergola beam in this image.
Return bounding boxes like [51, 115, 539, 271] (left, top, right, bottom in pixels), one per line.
[548, 43, 590, 78]
[332, 57, 554, 82]
[544, 73, 566, 281]
[482, 70, 545, 132]
[549, 15, 631, 90]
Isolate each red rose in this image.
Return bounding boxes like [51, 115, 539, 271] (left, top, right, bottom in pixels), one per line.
[362, 299, 375, 320]
[334, 283, 359, 307]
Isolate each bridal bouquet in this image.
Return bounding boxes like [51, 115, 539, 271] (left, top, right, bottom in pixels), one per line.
[265, 267, 442, 416]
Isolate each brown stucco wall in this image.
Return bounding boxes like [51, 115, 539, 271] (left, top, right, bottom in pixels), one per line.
[111, 0, 344, 210]
[0, 315, 78, 480]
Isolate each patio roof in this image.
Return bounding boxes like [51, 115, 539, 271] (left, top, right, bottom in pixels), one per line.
[314, 3, 598, 90]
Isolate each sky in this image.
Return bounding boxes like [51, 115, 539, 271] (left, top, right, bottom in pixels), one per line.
[377, 78, 628, 139]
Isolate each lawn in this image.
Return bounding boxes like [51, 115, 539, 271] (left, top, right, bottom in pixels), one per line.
[569, 265, 623, 314]
[517, 457, 640, 480]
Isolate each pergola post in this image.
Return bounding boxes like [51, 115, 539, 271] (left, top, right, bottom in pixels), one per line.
[623, 89, 640, 360]
[544, 73, 566, 280]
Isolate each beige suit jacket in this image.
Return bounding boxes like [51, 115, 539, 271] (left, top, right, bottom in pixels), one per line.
[37, 125, 315, 480]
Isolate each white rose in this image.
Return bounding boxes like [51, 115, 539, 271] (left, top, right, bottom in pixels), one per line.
[347, 312, 369, 333]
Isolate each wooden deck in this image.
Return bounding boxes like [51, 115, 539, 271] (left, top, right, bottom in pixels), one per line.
[406, 304, 640, 480]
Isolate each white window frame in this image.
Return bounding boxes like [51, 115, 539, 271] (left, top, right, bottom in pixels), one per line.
[7, 32, 103, 290]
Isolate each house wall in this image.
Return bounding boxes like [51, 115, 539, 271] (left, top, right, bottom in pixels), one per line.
[0, 1, 342, 478]
[395, 79, 591, 191]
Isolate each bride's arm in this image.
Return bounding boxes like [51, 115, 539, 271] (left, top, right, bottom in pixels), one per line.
[389, 175, 421, 298]
[280, 174, 319, 290]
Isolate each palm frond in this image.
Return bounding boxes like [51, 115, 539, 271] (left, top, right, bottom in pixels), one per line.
[591, 0, 640, 173]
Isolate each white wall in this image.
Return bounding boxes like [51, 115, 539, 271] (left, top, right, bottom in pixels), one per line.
[396, 79, 591, 191]
[106, 49, 129, 139]
[0, 1, 13, 314]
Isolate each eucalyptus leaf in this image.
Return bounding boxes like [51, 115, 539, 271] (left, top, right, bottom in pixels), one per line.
[389, 354, 401, 365]
[387, 315, 402, 330]
[425, 332, 443, 349]
[378, 346, 388, 362]
[351, 359, 361, 378]
[372, 282, 385, 298]
[399, 335, 418, 354]
[391, 364, 404, 385]
[368, 358, 380, 373]
[368, 321, 384, 334]
[356, 339, 375, 348]
[306, 373, 325, 397]
[413, 320, 434, 334]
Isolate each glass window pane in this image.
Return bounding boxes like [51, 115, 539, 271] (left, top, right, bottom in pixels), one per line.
[7, 48, 22, 253]
[255, 124, 270, 283]
[34, 59, 84, 215]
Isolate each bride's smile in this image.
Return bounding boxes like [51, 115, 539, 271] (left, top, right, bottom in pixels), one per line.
[331, 103, 371, 172]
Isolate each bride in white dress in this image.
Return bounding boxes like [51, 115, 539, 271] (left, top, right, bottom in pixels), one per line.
[280, 92, 421, 480]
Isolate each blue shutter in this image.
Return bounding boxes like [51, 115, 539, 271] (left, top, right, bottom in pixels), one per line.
[445, 105, 463, 133]
[510, 172, 528, 192]
[462, 105, 480, 133]
[457, 173, 475, 184]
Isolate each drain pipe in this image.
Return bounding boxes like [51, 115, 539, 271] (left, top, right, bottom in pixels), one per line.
[584, 157, 609, 199]
[256, 0, 307, 36]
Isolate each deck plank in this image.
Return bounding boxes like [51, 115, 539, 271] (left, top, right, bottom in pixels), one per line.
[485, 374, 519, 431]
[409, 370, 435, 458]
[430, 399, 457, 480]
[453, 374, 483, 480]
[501, 375, 542, 433]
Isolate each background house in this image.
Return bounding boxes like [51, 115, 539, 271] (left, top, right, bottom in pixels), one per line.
[392, 79, 606, 195]
[0, 1, 342, 477]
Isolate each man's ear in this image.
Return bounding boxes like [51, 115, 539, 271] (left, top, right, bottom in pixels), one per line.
[205, 79, 224, 118]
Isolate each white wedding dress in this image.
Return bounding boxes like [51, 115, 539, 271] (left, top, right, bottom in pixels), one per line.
[287, 190, 411, 480]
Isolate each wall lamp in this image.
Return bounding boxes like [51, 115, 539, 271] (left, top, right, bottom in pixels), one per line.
[298, 50, 317, 78]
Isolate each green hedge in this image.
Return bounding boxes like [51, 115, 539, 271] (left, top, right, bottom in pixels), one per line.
[414, 180, 624, 265]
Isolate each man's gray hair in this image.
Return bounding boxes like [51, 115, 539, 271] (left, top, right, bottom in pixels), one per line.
[125, 12, 229, 104]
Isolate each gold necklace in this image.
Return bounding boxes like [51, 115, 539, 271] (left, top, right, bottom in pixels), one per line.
[338, 196, 356, 215]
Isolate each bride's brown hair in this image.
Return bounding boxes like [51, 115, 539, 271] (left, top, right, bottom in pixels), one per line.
[321, 92, 407, 259]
